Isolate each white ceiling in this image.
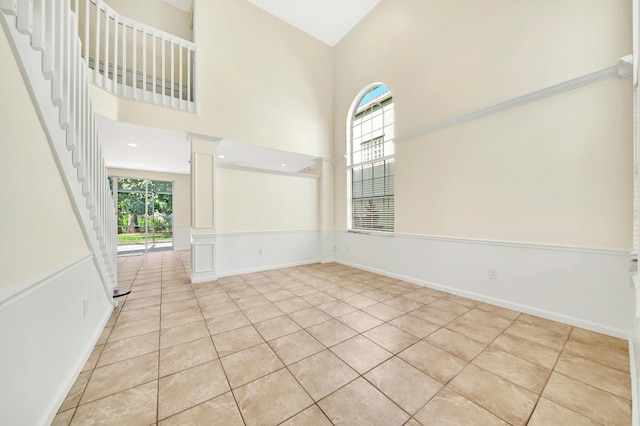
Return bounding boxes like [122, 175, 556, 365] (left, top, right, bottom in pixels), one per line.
[97, 116, 320, 175]
[246, 0, 380, 46]
[97, 116, 191, 174]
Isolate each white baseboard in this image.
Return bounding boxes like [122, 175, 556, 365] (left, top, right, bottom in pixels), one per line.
[217, 260, 322, 278]
[0, 255, 113, 425]
[334, 231, 632, 338]
[216, 230, 321, 277]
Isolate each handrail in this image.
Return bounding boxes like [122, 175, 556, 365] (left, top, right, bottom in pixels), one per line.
[71, 0, 196, 112]
[1, 0, 118, 300]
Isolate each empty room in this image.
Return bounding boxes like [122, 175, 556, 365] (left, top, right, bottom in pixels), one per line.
[0, 0, 637, 424]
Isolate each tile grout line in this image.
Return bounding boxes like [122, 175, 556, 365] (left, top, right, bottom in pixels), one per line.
[196, 274, 251, 425]
[155, 252, 166, 425]
[521, 323, 573, 425]
[403, 310, 524, 424]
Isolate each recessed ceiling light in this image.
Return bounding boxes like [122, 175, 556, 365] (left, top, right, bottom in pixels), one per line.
[137, 163, 145, 167]
[218, 155, 225, 159]
[281, 163, 286, 167]
[127, 143, 138, 147]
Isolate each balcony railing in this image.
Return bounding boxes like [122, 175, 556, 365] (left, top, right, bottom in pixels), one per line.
[71, 0, 196, 112]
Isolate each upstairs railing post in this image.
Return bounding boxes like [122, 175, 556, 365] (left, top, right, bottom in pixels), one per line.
[187, 46, 191, 104]
[142, 26, 147, 100]
[161, 33, 165, 104]
[103, 5, 109, 90]
[112, 13, 118, 93]
[93, 0, 100, 84]
[132, 23, 137, 97]
[152, 28, 157, 102]
[121, 19, 126, 95]
[178, 42, 183, 104]
[170, 39, 174, 106]
[83, 0, 87, 62]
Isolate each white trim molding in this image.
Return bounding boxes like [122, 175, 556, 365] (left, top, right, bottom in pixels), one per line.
[187, 132, 222, 143]
[217, 163, 321, 179]
[394, 64, 623, 145]
[191, 233, 217, 283]
[321, 230, 335, 263]
[0, 253, 93, 310]
[334, 230, 632, 338]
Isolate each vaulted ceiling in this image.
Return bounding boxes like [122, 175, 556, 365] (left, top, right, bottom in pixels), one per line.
[245, 0, 380, 46]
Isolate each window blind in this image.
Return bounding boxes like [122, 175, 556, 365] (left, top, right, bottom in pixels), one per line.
[351, 159, 394, 232]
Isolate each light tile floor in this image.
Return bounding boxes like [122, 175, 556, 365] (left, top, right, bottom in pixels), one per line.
[53, 251, 632, 425]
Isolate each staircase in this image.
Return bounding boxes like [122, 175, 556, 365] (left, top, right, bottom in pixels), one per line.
[0, 0, 118, 301]
[1, 0, 197, 302]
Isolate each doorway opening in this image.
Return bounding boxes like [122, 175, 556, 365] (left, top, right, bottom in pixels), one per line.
[110, 177, 174, 255]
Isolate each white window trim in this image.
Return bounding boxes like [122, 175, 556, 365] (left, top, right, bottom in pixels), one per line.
[346, 83, 394, 233]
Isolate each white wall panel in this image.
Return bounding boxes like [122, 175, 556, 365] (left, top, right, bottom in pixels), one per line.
[192, 151, 215, 230]
[335, 231, 632, 338]
[216, 230, 321, 276]
[191, 233, 216, 283]
[0, 255, 113, 425]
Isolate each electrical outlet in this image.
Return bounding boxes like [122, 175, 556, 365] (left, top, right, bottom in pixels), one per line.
[488, 269, 498, 280]
[258, 248, 263, 255]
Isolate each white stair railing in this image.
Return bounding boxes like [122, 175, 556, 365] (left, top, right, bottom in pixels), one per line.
[1, 0, 118, 301]
[71, 0, 196, 112]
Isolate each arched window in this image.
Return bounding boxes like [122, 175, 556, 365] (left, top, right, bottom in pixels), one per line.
[348, 84, 394, 232]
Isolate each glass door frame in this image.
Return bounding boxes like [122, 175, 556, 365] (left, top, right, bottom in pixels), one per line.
[110, 176, 175, 254]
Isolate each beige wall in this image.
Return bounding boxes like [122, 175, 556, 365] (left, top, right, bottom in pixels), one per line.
[0, 30, 89, 293]
[97, 0, 334, 160]
[104, 0, 192, 40]
[107, 168, 190, 228]
[334, 0, 633, 249]
[217, 168, 319, 233]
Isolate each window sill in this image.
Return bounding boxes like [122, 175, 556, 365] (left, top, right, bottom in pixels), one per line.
[347, 229, 395, 237]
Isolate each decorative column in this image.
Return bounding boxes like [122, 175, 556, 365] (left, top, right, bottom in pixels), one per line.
[316, 158, 335, 263]
[189, 133, 220, 283]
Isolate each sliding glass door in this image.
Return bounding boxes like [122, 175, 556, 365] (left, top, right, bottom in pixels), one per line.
[110, 177, 174, 254]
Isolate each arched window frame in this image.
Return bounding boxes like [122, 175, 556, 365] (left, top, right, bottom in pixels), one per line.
[346, 83, 395, 233]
